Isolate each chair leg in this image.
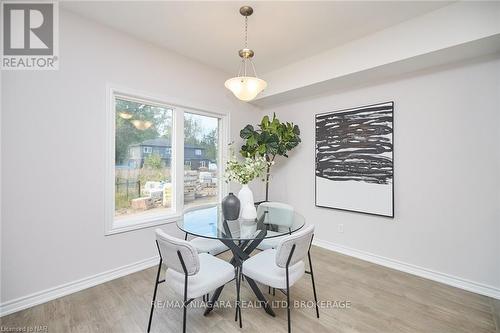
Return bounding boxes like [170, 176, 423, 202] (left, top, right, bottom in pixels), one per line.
[286, 268, 291, 333]
[183, 275, 188, 333]
[147, 259, 162, 333]
[308, 251, 320, 318]
[182, 303, 187, 333]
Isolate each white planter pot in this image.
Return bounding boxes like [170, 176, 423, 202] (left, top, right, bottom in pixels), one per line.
[238, 184, 257, 220]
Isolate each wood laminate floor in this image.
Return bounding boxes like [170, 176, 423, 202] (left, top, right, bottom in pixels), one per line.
[1, 246, 499, 333]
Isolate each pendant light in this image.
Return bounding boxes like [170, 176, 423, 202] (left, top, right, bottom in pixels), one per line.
[131, 120, 153, 130]
[225, 6, 267, 102]
[118, 111, 133, 119]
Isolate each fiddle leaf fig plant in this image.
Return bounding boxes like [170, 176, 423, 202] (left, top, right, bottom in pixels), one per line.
[240, 113, 301, 201]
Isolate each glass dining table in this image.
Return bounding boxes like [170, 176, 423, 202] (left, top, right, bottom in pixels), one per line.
[176, 204, 305, 317]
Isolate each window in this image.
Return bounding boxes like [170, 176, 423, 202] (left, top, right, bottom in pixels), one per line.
[113, 96, 173, 230]
[107, 88, 227, 235]
[184, 112, 219, 209]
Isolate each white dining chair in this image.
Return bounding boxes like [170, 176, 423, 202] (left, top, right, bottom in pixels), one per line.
[187, 236, 230, 301]
[241, 225, 319, 333]
[186, 235, 229, 256]
[147, 229, 236, 333]
[256, 202, 294, 251]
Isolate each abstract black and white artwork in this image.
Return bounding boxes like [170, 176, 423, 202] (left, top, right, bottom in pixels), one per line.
[315, 102, 394, 217]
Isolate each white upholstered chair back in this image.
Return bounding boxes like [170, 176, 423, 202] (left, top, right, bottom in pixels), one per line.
[275, 225, 314, 268]
[257, 202, 294, 228]
[155, 229, 200, 276]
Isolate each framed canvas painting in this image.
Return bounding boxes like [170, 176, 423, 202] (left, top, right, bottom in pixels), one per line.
[315, 102, 394, 217]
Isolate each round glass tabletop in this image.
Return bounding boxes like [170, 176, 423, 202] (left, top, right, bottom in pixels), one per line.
[177, 204, 305, 241]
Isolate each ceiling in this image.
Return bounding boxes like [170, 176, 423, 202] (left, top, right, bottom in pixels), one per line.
[62, 1, 452, 75]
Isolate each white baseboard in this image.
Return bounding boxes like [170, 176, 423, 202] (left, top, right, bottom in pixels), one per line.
[0, 256, 160, 317]
[2, 241, 498, 318]
[313, 238, 500, 300]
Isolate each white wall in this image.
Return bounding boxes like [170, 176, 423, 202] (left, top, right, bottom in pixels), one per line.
[262, 56, 500, 293]
[0, 10, 260, 305]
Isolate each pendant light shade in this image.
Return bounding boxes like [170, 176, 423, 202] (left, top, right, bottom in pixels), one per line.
[225, 6, 267, 102]
[118, 111, 133, 119]
[131, 120, 153, 130]
[225, 76, 267, 102]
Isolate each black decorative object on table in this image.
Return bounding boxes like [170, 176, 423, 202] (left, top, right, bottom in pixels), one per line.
[222, 193, 240, 220]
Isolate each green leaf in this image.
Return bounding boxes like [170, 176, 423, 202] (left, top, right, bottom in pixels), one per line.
[260, 131, 271, 143]
[261, 115, 270, 128]
[240, 124, 255, 139]
[246, 135, 255, 147]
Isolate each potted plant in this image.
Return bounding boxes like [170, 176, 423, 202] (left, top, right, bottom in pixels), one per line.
[239, 114, 301, 202]
[225, 153, 268, 220]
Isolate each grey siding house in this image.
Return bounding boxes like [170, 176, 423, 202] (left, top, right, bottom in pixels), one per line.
[128, 138, 211, 169]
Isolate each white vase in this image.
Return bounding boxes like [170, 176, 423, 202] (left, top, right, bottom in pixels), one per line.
[238, 184, 257, 220]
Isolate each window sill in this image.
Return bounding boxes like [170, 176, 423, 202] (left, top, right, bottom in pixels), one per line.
[105, 212, 182, 236]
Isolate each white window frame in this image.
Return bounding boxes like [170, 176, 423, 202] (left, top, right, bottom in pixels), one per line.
[195, 149, 202, 156]
[143, 146, 152, 154]
[105, 85, 229, 235]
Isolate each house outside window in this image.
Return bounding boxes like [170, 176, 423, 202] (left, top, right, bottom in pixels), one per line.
[143, 146, 152, 153]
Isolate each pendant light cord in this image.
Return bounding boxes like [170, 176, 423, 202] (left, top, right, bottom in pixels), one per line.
[244, 16, 248, 48]
[237, 11, 257, 78]
[241, 15, 249, 77]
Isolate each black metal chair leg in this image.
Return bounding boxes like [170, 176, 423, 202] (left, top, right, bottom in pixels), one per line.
[285, 244, 296, 333]
[286, 268, 291, 333]
[177, 251, 190, 333]
[147, 259, 162, 333]
[308, 251, 320, 318]
[182, 301, 187, 333]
